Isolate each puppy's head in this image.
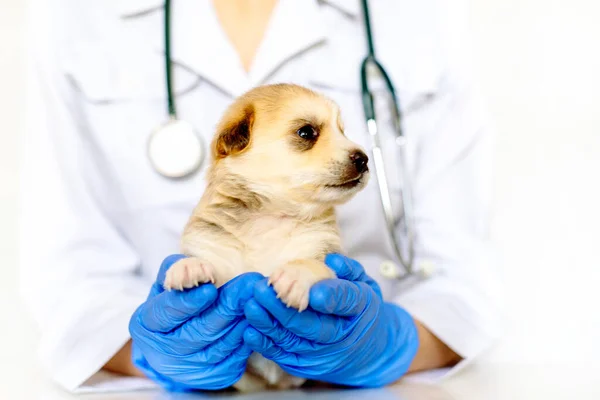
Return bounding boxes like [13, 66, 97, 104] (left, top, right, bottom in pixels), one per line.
[211, 84, 369, 210]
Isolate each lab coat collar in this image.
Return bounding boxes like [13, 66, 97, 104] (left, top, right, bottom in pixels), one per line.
[117, 0, 163, 18]
[321, 0, 360, 17]
[179, 0, 328, 97]
[166, 0, 251, 97]
[247, 0, 328, 89]
[117, 0, 360, 19]
[119, 0, 344, 97]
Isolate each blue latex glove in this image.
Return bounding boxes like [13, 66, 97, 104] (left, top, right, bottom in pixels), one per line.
[129, 254, 263, 391]
[243, 254, 419, 387]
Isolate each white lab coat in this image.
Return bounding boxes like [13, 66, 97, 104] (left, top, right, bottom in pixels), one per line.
[21, 0, 502, 393]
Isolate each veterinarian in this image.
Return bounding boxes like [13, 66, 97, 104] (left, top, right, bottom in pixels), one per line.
[22, 0, 502, 392]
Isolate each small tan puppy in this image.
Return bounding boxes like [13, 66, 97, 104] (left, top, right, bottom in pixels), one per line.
[164, 84, 369, 391]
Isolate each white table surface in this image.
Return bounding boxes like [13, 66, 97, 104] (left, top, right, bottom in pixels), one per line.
[6, 363, 599, 400]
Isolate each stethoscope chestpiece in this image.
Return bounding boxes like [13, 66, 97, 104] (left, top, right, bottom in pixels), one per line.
[147, 118, 205, 179]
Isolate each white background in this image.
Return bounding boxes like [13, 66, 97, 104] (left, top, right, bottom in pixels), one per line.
[0, 0, 599, 393]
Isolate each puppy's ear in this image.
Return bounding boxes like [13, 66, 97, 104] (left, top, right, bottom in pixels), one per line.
[214, 104, 255, 159]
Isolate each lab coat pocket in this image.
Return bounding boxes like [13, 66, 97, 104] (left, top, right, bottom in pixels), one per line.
[64, 38, 205, 210]
[65, 40, 199, 104]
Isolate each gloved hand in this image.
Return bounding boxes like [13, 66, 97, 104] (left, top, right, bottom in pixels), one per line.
[243, 254, 419, 387]
[129, 254, 263, 391]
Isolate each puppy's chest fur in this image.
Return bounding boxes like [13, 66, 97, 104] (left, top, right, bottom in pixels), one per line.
[179, 196, 342, 285]
[237, 215, 341, 275]
[173, 205, 342, 391]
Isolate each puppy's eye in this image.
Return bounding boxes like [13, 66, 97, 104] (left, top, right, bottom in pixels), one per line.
[297, 125, 318, 140]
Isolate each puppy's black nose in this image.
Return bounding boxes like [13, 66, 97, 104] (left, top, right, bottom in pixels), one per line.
[350, 150, 369, 174]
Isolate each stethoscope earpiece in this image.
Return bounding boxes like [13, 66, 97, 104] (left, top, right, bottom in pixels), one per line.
[380, 260, 436, 281]
[380, 260, 403, 280]
[417, 261, 436, 279]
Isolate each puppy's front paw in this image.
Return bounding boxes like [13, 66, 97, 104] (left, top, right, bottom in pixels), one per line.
[268, 261, 335, 312]
[164, 257, 215, 291]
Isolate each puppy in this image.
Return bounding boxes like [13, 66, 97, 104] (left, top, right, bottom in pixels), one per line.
[163, 84, 369, 391]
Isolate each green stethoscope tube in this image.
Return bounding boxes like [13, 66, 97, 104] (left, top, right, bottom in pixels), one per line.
[164, 0, 176, 118]
[360, 0, 418, 280]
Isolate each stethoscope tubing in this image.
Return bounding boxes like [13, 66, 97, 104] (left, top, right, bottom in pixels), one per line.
[164, 0, 176, 118]
[360, 0, 417, 279]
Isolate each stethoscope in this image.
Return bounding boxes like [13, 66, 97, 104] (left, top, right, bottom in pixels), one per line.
[147, 0, 204, 179]
[148, 0, 432, 281]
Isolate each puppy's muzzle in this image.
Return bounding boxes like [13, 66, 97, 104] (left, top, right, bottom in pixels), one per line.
[326, 150, 369, 190]
[349, 150, 369, 175]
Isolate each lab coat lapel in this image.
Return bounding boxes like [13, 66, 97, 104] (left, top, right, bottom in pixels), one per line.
[249, 0, 327, 85]
[169, 0, 329, 95]
[117, 0, 163, 17]
[119, 0, 331, 96]
[168, 0, 249, 97]
[118, 0, 248, 97]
